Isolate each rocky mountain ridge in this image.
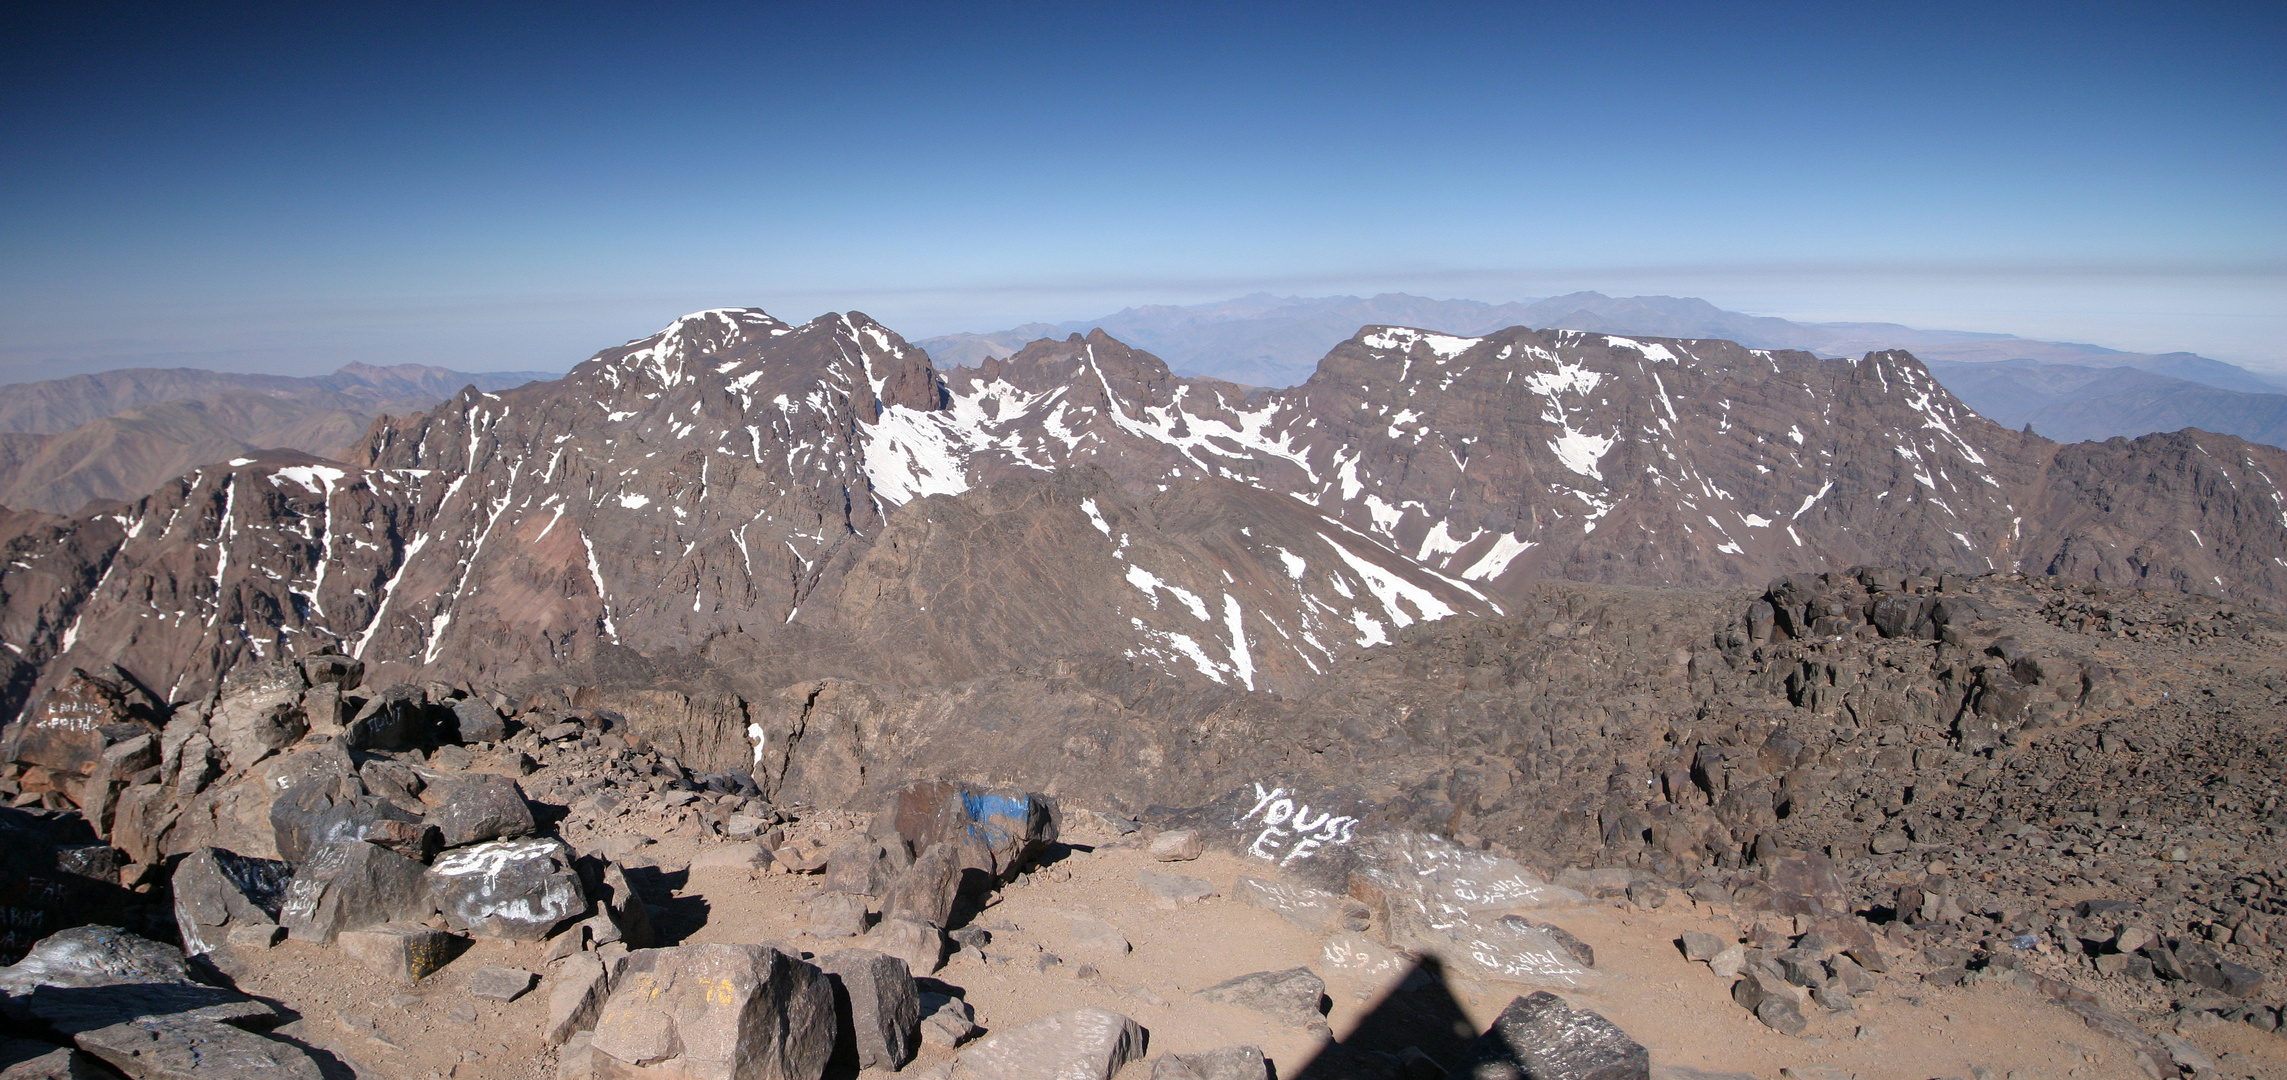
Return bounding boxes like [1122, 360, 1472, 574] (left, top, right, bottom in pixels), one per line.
[0, 306, 2281, 727]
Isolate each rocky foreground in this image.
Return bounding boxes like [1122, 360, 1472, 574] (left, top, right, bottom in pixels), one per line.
[0, 565, 2278, 1079]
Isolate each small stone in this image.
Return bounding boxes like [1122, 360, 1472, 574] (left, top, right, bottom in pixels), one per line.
[1681, 931, 1727, 962]
[1147, 830, 1203, 862]
[446, 1003, 478, 1025]
[225, 924, 285, 949]
[467, 966, 537, 1002]
[1064, 915, 1131, 959]
[1708, 944, 1748, 979]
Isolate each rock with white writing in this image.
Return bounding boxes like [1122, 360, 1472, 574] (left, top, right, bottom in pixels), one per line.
[586, 943, 834, 1080]
[1464, 992, 1648, 1080]
[1320, 931, 1411, 982]
[267, 750, 437, 864]
[952, 1007, 1146, 1080]
[1412, 913, 1598, 989]
[818, 948, 919, 1072]
[277, 840, 432, 945]
[1233, 876, 1369, 934]
[873, 781, 1058, 882]
[342, 685, 434, 753]
[4, 669, 159, 794]
[1349, 832, 1586, 927]
[169, 847, 290, 956]
[1158, 782, 1375, 891]
[425, 837, 585, 941]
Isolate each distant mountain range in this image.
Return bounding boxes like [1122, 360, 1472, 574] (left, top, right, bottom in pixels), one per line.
[0, 363, 551, 513]
[918, 292, 2287, 448]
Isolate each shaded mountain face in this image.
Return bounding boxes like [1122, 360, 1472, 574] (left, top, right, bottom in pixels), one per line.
[0, 308, 2283, 722]
[0, 363, 558, 515]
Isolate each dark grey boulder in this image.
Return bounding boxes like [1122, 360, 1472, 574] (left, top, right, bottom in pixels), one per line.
[880, 842, 962, 927]
[421, 772, 535, 848]
[342, 685, 433, 752]
[1465, 991, 1649, 1080]
[277, 840, 433, 945]
[425, 837, 585, 941]
[448, 699, 507, 744]
[825, 838, 905, 897]
[74, 1012, 322, 1080]
[819, 948, 920, 1072]
[1195, 967, 1326, 1026]
[267, 754, 438, 864]
[170, 848, 291, 957]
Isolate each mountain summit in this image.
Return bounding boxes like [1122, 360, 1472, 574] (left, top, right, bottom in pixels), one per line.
[0, 307, 2281, 721]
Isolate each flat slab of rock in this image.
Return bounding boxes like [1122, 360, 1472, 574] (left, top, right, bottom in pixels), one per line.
[1062, 914, 1130, 959]
[588, 943, 833, 1080]
[1232, 876, 1368, 933]
[689, 842, 772, 874]
[953, 1007, 1145, 1080]
[1194, 967, 1325, 1026]
[426, 837, 585, 941]
[468, 966, 537, 1002]
[1137, 870, 1218, 910]
[1151, 1044, 1267, 1080]
[74, 1013, 323, 1080]
[0, 927, 279, 1035]
[1466, 991, 1649, 1080]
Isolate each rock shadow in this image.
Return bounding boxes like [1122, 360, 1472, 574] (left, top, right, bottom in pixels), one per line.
[1288, 956, 1500, 1079]
[622, 865, 710, 945]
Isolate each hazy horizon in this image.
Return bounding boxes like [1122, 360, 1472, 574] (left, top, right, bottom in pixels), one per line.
[4, 3, 2280, 380]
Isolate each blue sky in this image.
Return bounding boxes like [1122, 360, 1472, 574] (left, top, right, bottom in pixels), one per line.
[3, 1, 2282, 379]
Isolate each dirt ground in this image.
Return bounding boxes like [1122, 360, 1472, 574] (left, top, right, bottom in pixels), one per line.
[202, 807, 2286, 1080]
